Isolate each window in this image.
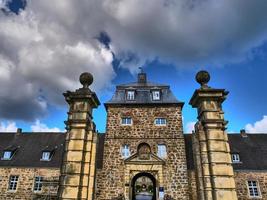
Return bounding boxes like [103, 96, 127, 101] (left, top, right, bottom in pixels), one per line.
[154, 118, 166, 125]
[152, 90, 160, 100]
[2, 151, 12, 160]
[231, 153, 240, 163]
[121, 117, 132, 125]
[33, 176, 43, 192]
[126, 91, 135, 100]
[247, 180, 261, 197]
[121, 145, 130, 158]
[8, 175, 19, 191]
[157, 144, 167, 158]
[41, 151, 51, 161]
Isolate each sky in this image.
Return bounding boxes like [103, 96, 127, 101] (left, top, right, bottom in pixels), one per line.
[0, 0, 267, 134]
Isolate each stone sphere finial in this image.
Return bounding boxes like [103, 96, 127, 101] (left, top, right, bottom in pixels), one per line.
[79, 72, 93, 88]
[195, 70, 210, 87]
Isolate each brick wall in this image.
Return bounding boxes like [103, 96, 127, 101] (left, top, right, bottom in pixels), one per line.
[0, 167, 60, 200]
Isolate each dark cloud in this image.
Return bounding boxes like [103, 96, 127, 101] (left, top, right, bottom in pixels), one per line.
[0, 0, 267, 121]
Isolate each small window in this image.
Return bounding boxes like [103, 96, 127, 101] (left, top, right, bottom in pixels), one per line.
[121, 145, 130, 158]
[157, 144, 167, 158]
[231, 153, 240, 163]
[154, 118, 166, 126]
[152, 90, 161, 100]
[121, 117, 132, 125]
[126, 91, 135, 100]
[41, 151, 51, 161]
[8, 175, 19, 191]
[2, 151, 13, 160]
[247, 180, 261, 197]
[33, 176, 43, 192]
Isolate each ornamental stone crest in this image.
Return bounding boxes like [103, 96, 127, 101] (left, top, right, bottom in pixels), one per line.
[138, 143, 151, 160]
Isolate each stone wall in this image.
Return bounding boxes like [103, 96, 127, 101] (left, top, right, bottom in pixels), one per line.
[186, 170, 267, 200]
[187, 170, 197, 200]
[234, 171, 267, 200]
[0, 167, 60, 200]
[96, 105, 189, 200]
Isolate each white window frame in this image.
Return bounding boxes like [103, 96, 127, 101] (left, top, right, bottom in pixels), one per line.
[33, 176, 43, 192]
[154, 118, 167, 126]
[247, 180, 261, 198]
[2, 151, 12, 160]
[126, 90, 135, 101]
[231, 153, 240, 163]
[121, 145, 130, 159]
[41, 151, 51, 161]
[121, 117, 132, 126]
[8, 175, 19, 191]
[157, 144, 167, 158]
[152, 90, 161, 100]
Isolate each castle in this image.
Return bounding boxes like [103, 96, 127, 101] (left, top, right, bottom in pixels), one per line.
[0, 70, 266, 200]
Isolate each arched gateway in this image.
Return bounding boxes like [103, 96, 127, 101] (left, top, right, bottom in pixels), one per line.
[131, 172, 156, 200]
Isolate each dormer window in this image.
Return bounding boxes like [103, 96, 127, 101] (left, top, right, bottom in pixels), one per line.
[1, 146, 17, 160]
[152, 90, 161, 100]
[2, 151, 13, 160]
[41, 151, 52, 161]
[231, 153, 240, 163]
[126, 90, 135, 100]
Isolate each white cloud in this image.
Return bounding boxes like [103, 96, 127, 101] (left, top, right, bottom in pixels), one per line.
[245, 116, 267, 133]
[0, 121, 18, 132]
[30, 120, 62, 132]
[185, 121, 195, 133]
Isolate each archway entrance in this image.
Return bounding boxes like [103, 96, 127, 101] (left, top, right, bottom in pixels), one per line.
[131, 172, 156, 200]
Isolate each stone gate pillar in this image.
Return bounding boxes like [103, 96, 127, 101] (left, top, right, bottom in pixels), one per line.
[189, 71, 237, 200]
[58, 72, 100, 200]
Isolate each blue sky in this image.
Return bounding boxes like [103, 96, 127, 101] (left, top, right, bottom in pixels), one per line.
[0, 0, 267, 133]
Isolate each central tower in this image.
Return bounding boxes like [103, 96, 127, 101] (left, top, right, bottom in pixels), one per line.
[95, 72, 189, 200]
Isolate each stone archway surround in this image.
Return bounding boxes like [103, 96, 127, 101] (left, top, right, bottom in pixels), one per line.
[124, 164, 163, 200]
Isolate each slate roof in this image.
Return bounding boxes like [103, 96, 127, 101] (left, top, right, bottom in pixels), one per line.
[0, 132, 65, 168]
[105, 73, 183, 106]
[1, 131, 267, 171]
[0, 132, 106, 169]
[184, 133, 267, 171]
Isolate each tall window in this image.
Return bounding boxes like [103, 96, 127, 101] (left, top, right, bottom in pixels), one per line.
[33, 176, 43, 192]
[121, 145, 130, 158]
[231, 153, 240, 163]
[126, 91, 135, 100]
[41, 151, 51, 161]
[121, 117, 132, 125]
[8, 175, 19, 191]
[247, 180, 261, 197]
[154, 118, 166, 126]
[2, 151, 12, 160]
[157, 144, 167, 158]
[152, 90, 160, 100]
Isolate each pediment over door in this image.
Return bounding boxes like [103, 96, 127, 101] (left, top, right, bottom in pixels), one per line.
[124, 152, 165, 165]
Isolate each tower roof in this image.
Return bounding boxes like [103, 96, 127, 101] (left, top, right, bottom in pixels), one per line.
[105, 72, 183, 107]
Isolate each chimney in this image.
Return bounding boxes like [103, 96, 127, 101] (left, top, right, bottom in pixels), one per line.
[240, 129, 247, 138]
[17, 128, 22, 133]
[138, 72, 147, 84]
